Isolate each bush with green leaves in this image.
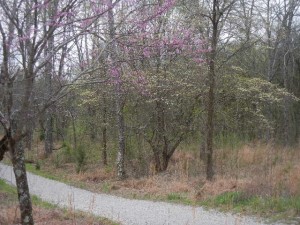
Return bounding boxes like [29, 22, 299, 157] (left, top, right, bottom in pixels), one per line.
[74, 145, 86, 173]
[216, 73, 299, 142]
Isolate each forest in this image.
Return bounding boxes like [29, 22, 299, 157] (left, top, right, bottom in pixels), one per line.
[0, 0, 299, 224]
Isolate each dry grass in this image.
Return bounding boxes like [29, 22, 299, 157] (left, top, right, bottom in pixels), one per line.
[0, 138, 297, 224]
[0, 182, 117, 225]
[0, 205, 110, 225]
[6, 140, 296, 223]
[22, 141, 300, 209]
[204, 142, 299, 197]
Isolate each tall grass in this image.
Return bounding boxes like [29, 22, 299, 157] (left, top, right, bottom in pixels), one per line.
[22, 127, 300, 221]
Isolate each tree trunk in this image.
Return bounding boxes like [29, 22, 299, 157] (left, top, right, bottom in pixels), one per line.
[151, 139, 181, 173]
[153, 151, 162, 173]
[161, 152, 170, 172]
[107, 0, 126, 179]
[71, 112, 77, 150]
[149, 99, 185, 173]
[283, 53, 292, 145]
[0, 135, 9, 161]
[115, 93, 126, 179]
[206, 74, 215, 180]
[102, 126, 107, 166]
[205, 0, 219, 181]
[44, 113, 53, 156]
[44, 2, 55, 157]
[161, 143, 169, 171]
[200, 123, 206, 161]
[88, 106, 97, 140]
[152, 149, 172, 173]
[11, 140, 34, 225]
[102, 98, 108, 166]
[281, 1, 296, 145]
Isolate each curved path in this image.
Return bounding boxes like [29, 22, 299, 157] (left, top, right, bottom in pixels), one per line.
[0, 164, 277, 225]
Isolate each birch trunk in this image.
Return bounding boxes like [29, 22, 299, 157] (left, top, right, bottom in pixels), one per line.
[107, 0, 126, 179]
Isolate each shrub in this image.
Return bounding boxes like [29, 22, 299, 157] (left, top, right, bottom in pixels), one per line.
[61, 142, 73, 163]
[75, 145, 86, 173]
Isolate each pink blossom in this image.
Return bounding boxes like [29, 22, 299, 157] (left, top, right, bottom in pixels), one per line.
[110, 67, 121, 78]
[143, 48, 151, 58]
[80, 18, 94, 28]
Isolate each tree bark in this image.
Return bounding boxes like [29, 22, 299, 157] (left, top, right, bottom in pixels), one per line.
[70, 111, 77, 150]
[44, 112, 53, 156]
[102, 96, 108, 166]
[205, 0, 219, 181]
[200, 118, 207, 161]
[280, 0, 297, 145]
[44, 1, 56, 157]
[206, 71, 215, 180]
[0, 134, 9, 161]
[11, 139, 34, 225]
[149, 134, 184, 173]
[115, 92, 126, 179]
[107, 0, 126, 179]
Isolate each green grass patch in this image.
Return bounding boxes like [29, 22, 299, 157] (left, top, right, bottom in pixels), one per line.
[101, 182, 112, 193]
[166, 193, 193, 205]
[0, 178, 55, 209]
[25, 162, 89, 191]
[0, 179, 17, 195]
[162, 193, 195, 205]
[25, 163, 64, 181]
[31, 195, 56, 209]
[0, 179, 120, 225]
[167, 193, 183, 201]
[200, 191, 300, 221]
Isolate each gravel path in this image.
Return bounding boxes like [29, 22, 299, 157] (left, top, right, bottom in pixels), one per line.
[0, 163, 277, 225]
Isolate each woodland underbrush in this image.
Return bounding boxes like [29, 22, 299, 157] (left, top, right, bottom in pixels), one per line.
[21, 139, 300, 222]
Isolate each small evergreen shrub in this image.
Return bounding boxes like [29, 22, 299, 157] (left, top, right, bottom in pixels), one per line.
[75, 145, 86, 173]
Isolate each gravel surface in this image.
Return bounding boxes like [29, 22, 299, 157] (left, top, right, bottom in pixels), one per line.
[0, 163, 279, 225]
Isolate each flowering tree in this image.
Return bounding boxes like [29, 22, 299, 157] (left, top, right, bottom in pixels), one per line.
[108, 0, 207, 173]
[0, 0, 117, 224]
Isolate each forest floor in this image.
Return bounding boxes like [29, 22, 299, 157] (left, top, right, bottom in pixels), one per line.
[3, 141, 300, 224]
[0, 179, 118, 225]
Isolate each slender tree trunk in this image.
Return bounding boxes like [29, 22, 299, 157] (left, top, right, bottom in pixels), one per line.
[157, 99, 166, 162]
[281, 1, 296, 145]
[115, 91, 126, 179]
[44, 111, 53, 155]
[149, 98, 186, 173]
[44, 2, 56, 157]
[283, 51, 291, 145]
[102, 126, 107, 166]
[206, 64, 215, 181]
[44, 77, 53, 156]
[11, 140, 34, 225]
[102, 97, 108, 166]
[25, 123, 34, 151]
[71, 112, 77, 150]
[152, 148, 162, 173]
[107, 0, 126, 179]
[161, 149, 170, 171]
[200, 120, 206, 161]
[153, 152, 170, 173]
[205, 0, 219, 181]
